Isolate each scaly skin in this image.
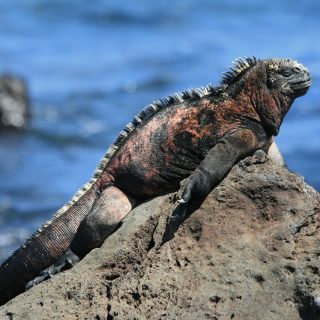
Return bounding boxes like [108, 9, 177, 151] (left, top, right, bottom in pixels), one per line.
[0, 184, 99, 306]
[0, 57, 311, 306]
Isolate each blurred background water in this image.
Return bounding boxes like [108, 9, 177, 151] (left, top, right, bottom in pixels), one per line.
[0, 0, 319, 262]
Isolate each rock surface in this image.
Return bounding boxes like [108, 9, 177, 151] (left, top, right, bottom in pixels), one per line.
[0, 75, 29, 129]
[0, 153, 319, 320]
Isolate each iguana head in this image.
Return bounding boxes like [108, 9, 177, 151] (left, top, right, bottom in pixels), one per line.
[221, 57, 311, 135]
[265, 58, 311, 99]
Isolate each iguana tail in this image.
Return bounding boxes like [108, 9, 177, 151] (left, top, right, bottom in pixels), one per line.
[0, 183, 99, 306]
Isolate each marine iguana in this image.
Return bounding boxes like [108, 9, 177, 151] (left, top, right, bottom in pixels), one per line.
[0, 57, 311, 306]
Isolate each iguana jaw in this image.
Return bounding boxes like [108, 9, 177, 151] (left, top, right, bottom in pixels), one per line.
[290, 76, 312, 96]
[287, 61, 311, 96]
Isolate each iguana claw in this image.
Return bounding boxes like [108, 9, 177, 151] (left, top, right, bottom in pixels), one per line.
[170, 202, 188, 223]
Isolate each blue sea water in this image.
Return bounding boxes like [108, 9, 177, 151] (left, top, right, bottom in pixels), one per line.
[0, 0, 319, 261]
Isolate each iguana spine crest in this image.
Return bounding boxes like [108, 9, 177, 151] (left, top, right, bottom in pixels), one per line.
[221, 56, 258, 85]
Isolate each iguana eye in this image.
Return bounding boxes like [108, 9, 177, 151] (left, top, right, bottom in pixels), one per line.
[282, 69, 293, 77]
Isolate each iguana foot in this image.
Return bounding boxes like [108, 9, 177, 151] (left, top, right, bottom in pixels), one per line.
[162, 201, 189, 244]
[170, 201, 188, 224]
[25, 249, 79, 290]
[164, 171, 209, 241]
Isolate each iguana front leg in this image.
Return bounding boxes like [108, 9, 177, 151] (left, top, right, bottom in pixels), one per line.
[26, 186, 134, 289]
[172, 124, 268, 223]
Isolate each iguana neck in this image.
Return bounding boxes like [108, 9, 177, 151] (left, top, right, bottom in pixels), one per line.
[230, 64, 292, 136]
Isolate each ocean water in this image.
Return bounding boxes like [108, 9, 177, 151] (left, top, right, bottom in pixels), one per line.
[0, 0, 319, 261]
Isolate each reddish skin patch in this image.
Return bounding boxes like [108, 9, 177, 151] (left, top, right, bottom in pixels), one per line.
[165, 100, 216, 149]
[105, 94, 263, 200]
[99, 172, 115, 189]
[144, 167, 161, 181]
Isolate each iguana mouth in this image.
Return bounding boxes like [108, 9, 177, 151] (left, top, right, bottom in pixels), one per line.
[291, 78, 312, 89]
[290, 76, 312, 96]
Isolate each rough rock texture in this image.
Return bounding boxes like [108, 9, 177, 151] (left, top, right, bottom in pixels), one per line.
[0, 75, 29, 129]
[0, 153, 319, 320]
